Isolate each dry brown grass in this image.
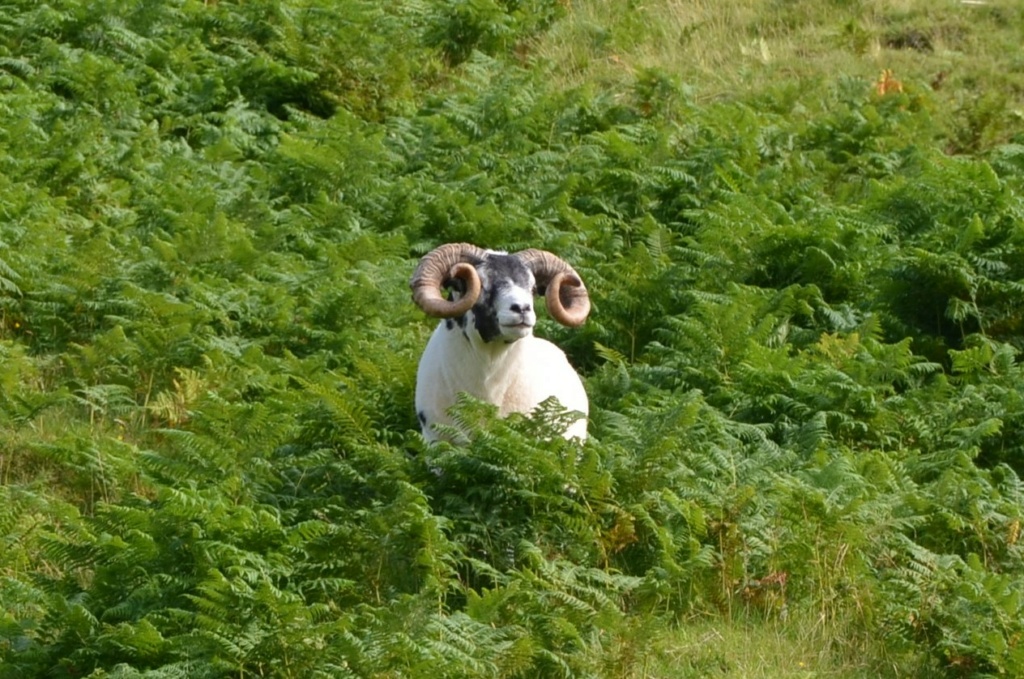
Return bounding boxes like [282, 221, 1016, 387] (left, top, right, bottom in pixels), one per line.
[534, 0, 1024, 121]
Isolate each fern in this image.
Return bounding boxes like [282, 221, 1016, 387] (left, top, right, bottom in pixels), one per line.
[0, 254, 20, 296]
[3, 1, 1024, 676]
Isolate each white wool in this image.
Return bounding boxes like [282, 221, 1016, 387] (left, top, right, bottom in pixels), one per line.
[415, 322, 588, 443]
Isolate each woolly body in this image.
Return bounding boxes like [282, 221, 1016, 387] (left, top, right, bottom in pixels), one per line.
[414, 251, 588, 443]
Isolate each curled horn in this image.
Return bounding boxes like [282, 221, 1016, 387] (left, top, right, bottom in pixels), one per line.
[516, 249, 590, 327]
[410, 243, 488, 318]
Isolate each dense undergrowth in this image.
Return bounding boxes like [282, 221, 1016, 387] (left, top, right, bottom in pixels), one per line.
[2, 1, 1024, 677]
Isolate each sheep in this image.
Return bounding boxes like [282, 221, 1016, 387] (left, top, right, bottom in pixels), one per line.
[410, 243, 591, 443]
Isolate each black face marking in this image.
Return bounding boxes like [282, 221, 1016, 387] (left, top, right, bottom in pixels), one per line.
[417, 410, 427, 426]
[474, 303, 501, 342]
[444, 314, 467, 332]
[471, 254, 534, 343]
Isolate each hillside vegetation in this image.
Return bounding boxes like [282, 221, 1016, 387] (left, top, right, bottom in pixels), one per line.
[2, 1, 1024, 677]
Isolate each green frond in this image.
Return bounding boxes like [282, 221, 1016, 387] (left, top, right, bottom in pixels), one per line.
[2, 1, 1024, 676]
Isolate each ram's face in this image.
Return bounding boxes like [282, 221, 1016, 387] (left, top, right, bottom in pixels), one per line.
[447, 253, 537, 344]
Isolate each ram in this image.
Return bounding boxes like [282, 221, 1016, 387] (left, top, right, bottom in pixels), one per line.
[410, 243, 590, 443]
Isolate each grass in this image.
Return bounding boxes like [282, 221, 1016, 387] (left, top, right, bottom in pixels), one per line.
[609, 610, 917, 678]
[536, 0, 1024, 149]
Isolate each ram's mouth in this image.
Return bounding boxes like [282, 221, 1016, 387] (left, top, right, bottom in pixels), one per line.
[501, 322, 535, 337]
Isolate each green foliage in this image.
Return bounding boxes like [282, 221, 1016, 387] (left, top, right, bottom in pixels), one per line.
[2, 1, 1024, 677]
[424, 0, 567, 66]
